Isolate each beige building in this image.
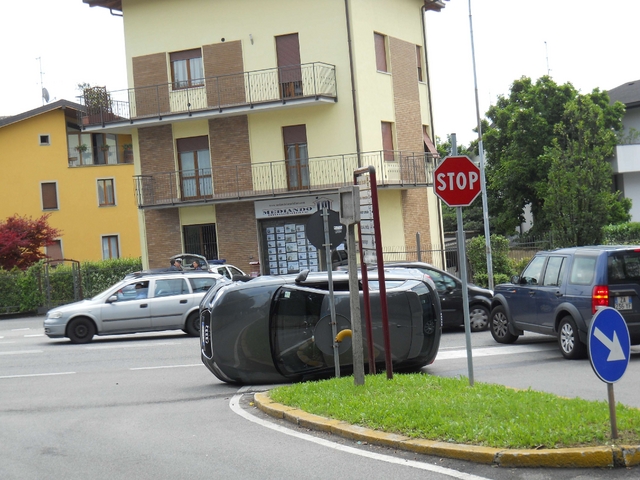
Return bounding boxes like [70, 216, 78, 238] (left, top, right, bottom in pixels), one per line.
[82, 0, 446, 274]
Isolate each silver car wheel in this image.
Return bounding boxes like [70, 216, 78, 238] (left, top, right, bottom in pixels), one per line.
[560, 321, 576, 354]
[492, 311, 508, 337]
[469, 306, 489, 332]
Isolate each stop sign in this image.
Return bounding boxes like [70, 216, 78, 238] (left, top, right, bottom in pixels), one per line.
[433, 155, 482, 207]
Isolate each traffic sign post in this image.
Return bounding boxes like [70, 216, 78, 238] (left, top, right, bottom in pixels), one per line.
[433, 155, 482, 387]
[588, 307, 631, 439]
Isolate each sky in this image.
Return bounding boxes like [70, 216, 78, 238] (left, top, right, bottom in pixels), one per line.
[1, 0, 639, 147]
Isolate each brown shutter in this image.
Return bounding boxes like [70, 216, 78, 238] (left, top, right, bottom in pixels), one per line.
[177, 136, 209, 152]
[276, 33, 302, 85]
[423, 127, 439, 157]
[41, 182, 58, 209]
[46, 240, 63, 262]
[132, 53, 170, 117]
[375, 33, 388, 72]
[202, 41, 245, 107]
[169, 48, 201, 62]
[381, 122, 394, 161]
[282, 125, 307, 145]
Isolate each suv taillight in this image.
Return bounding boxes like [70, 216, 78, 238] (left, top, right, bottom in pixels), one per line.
[592, 285, 609, 313]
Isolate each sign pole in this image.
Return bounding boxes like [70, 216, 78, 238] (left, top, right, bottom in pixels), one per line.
[322, 206, 340, 378]
[608, 383, 618, 439]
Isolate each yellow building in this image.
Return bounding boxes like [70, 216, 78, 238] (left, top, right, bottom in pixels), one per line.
[0, 100, 140, 262]
[82, 0, 446, 273]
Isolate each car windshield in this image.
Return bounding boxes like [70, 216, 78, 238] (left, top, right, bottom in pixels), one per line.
[90, 279, 130, 301]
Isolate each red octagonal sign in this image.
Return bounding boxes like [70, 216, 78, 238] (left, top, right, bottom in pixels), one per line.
[433, 155, 481, 207]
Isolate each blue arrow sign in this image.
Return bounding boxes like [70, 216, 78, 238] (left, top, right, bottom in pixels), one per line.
[588, 307, 630, 384]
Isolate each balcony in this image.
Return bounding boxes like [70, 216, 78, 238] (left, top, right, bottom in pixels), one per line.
[79, 62, 337, 129]
[134, 150, 436, 208]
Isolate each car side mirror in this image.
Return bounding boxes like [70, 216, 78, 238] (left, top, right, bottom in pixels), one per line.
[107, 295, 118, 303]
[511, 275, 520, 284]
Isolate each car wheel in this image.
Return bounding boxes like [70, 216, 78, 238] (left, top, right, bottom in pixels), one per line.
[185, 312, 200, 337]
[490, 306, 519, 344]
[558, 316, 587, 359]
[469, 304, 490, 332]
[67, 317, 96, 344]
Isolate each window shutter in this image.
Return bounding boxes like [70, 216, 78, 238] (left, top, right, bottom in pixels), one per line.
[42, 183, 58, 209]
[381, 122, 394, 161]
[375, 33, 388, 72]
[276, 34, 302, 84]
[177, 136, 209, 152]
[282, 125, 307, 145]
[170, 48, 202, 62]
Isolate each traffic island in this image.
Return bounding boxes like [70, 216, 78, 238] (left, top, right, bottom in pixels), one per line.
[253, 392, 640, 468]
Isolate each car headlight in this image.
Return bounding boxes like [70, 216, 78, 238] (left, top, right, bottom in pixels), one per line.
[47, 311, 63, 319]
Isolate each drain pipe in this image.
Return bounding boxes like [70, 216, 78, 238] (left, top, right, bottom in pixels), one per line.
[421, 5, 446, 267]
[344, 0, 362, 167]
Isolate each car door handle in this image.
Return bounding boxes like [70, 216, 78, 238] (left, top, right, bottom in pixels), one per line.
[529, 291, 535, 296]
[555, 291, 563, 298]
[140, 304, 148, 308]
[180, 299, 187, 304]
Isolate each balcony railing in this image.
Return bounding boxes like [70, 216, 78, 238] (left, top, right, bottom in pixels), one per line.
[79, 62, 337, 127]
[133, 150, 437, 208]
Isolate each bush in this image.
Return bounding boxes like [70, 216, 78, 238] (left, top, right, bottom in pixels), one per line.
[602, 223, 640, 245]
[473, 272, 511, 287]
[467, 235, 514, 277]
[0, 269, 22, 313]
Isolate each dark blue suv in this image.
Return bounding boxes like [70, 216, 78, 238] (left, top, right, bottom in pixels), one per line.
[489, 246, 640, 359]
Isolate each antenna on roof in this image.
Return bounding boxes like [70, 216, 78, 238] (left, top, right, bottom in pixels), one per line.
[544, 41, 551, 76]
[37, 57, 50, 105]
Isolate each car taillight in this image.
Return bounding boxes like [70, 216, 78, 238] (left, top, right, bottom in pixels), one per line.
[592, 285, 609, 314]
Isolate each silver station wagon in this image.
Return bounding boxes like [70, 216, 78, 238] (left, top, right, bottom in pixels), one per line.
[44, 271, 227, 344]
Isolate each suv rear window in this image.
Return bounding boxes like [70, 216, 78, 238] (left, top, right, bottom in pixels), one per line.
[608, 252, 640, 284]
[569, 256, 596, 285]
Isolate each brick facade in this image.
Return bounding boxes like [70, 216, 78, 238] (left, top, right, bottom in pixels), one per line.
[132, 52, 170, 116]
[203, 40, 245, 106]
[208, 116, 253, 195]
[139, 124, 175, 175]
[215, 202, 259, 274]
[389, 36, 432, 248]
[145, 208, 183, 269]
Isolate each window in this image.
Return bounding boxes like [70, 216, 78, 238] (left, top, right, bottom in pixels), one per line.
[542, 256, 565, 286]
[374, 33, 388, 72]
[39, 134, 50, 146]
[93, 133, 118, 165]
[46, 240, 63, 264]
[177, 137, 212, 199]
[183, 224, 218, 260]
[276, 33, 303, 98]
[97, 179, 115, 206]
[381, 122, 394, 161]
[41, 182, 58, 210]
[67, 132, 92, 166]
[520, 255, 546, 285]
[188, 277, 216, 293]
[154, 278, 189, 297]
[416, 45, 423, 81]
[569, 256, 596, 285]
[283, 125, 309, 190]
[170, 49, 204, 89]
[102, 235, 120, 259]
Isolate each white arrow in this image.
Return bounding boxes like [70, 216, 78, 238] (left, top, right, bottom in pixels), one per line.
[593, 327, 626, 361]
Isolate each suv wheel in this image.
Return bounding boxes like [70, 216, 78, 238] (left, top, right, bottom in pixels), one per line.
[469, 305, 490, 332]
[558, 316, 587, 359]
[490, 306, 519, 344]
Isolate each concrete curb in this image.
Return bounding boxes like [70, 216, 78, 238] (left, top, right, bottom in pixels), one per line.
[253, 391, 640, 468]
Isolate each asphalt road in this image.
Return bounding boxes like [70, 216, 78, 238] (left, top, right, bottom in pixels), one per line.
[1, 316, 639, 480]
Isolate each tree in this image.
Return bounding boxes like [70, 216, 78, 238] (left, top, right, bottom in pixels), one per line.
[0, 215, 61, 270]
[483, 76, 579, 235]
[542, 93, 629, 246]
[483, 76, 629, 238]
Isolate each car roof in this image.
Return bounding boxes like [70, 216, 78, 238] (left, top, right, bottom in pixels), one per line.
[536, 245, 640, 256]
[125, 270, 224, 280]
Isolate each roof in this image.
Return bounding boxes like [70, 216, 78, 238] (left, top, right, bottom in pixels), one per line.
[0, 99, 85, 129]
[84, 0, 447, 14]
[608, 80, 640, 109]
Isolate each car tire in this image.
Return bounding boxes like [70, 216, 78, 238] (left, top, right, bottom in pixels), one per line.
[67, 317, 96, 344]
[469, 304, 490, 332]
[558, 316, 587, 359]
[185, 312, 200, 337]
[490, 306, 519, 344]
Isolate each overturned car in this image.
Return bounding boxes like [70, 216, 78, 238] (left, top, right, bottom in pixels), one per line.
[200, 269, 442, 384]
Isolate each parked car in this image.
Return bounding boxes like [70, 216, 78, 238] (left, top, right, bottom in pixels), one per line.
[489, 245, 640, 359]
[169, 253, 246, 278]
[359, 262, 492, 331]
[44, 271, 227, 344]
[200, 269, 442, 384]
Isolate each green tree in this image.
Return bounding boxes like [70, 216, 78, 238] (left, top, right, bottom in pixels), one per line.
[542, 92, 629, 246]
[484, 76, 579, 235]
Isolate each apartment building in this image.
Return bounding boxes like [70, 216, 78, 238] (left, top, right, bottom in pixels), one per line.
[0, 100, 139, 262]
[82, 0, 447, 274]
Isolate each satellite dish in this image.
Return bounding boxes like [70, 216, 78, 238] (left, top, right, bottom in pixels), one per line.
[42, 88, 50, 103]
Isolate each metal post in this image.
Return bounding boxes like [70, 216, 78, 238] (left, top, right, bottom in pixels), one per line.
[608, 383, 618, 439]
[323, 206, 340, 378]
[416, 232, 422, 262]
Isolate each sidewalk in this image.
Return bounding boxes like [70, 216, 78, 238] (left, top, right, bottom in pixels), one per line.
[253, 391, 640, 469]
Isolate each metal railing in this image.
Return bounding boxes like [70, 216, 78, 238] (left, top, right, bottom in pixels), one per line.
[79, 62, 337, 126]
[133, 150, 437, 208]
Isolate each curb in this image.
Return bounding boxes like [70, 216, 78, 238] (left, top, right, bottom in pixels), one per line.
[253, 392, 640, 468]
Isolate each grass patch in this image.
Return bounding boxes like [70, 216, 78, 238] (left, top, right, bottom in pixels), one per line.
[269, 373, 640, 449]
